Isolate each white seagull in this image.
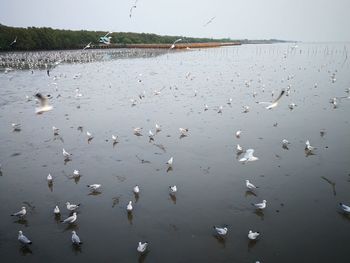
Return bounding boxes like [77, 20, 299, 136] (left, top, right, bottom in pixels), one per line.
[133, 185, 140, 194]
[239, 149, 259, 163]
[47, 173, 53, 183]
[169, 185, 177, 194]
[35, 93, 53, 114]
[66, 202, 80, 211]
[155, 123, 161, 132]
[170, 38, 182, 49]
[252, 200, 267, 210]
[83, 42, 92, 50]
[86, 131, 93, 139]
[257, 89, 285, 109]
[112, 135, 118, 143]
[203, 16, 216, 27]
[61, 212, 77, 224]
[282, 139, 290, 148]
[71, 231, 82, 245]
[248, 230, 260, 240]
[12, 123, 21, 131]
[167, 157, 173, 167]
[137, 241, 148, 253]
[11, 206, 26, 217]
[18, 231, 32, 245]
[339, 203, 350, 213]
[52, 126, 59, 135]
[54, 205, 60, 215]
[305, 140, 315, 152]
[246, 180, 258, 190]
[213, 226, 228, 236]
[63, 148, 72, 159]
[73, 170, 80, 177]
[127, 201, 133, 212]
[235, 130, 242, 138]
[236, 144, 244, 154]
[179, 128, 189, 136]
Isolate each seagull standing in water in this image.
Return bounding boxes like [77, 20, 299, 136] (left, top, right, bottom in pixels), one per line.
[63, 148, 72, 159]
[236, 144, 244, 154]
[213, 226, 228, 236]
[12, 123, 21, 131]
[133, 185, 140, 194]
[61, 212, 77, 224]
[11, 206, 26, 217]
[137, 241, 148, 253]
[112, 135, 118, 143]
[169, 185, 177, 194]
[71, 231, 82, 245]
[47, 173, 53, 183]
[252, 200, 267, 210]
[18, 231, 32, 245]
[305, 140, 315, 152]
[235, 130, 242, 138]
[167, 157, 173, 167]
[248, 230, 260, 240]
[256, 89, 285, 109]
[246, 180, 258, 190]
[66, 202, 80, 211]
[54, 205, 60, 215]
[52, 126, 59, 135]
[339, 203, 350, 213]
[127, 201, 133, 212]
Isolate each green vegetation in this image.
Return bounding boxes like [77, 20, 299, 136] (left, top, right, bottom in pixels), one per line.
[0, 24, 234, 51]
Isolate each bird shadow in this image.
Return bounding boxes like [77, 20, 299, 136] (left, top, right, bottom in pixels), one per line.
[213, 234, 226, 248]
[138, 251, 149, 263]
[248, 240, 258, 251]
[113, 141, 118, 148]
[64, 158, 72, 165]
[71, 244, 83, 254]
[169, 194, 177, 204]
[47, 182, 53, 192]
[282, 145, 289, 150]
[62, 223, 79, 232]
[14, 218, 29, 227]
[245, 190, 257, 197]
[338, 211, 350, 222]
[87, 138, 93, 144]
[19, 245, 33, 256]
[321, 176, 336, 196]
[166, 167, 173, 173]
[88, 191, 102, 196]
[179, 134, 187, 139]
[127, 212, 133, 225]
[134, 193, 140, 203]
[54, 214, 61, 224]
[305, 150, 315, 157]
[254, 210, 265, 220]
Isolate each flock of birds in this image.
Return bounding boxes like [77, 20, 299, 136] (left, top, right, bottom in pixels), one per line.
[1, 42, 349, 263]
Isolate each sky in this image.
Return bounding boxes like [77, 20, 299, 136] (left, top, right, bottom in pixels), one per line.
[0, 0, 349, 42]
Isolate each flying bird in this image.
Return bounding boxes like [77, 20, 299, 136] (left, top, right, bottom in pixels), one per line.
[34, 93, 53, 114]
[256, 89, 285, 109]
[129, 0, 138, 18]
[10, 36, 17, 46]
[239, 149, 259, 163]
[83, 42, 92, 50]
[203, 16, 216, 27]
[170, 38, 182, 49]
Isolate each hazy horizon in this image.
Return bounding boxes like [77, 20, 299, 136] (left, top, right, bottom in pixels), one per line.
[1, 0, 349, 42]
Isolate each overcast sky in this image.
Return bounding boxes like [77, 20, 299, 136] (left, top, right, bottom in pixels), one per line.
[1, 0, 349, 42]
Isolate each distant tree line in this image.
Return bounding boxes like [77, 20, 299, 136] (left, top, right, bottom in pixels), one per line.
[0, 24, 235, 51]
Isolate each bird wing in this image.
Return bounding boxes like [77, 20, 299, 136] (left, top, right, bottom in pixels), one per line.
[19, 235, 31, 244]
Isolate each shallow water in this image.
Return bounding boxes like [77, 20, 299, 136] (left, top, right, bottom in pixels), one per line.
[0, 43, 350, 263]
